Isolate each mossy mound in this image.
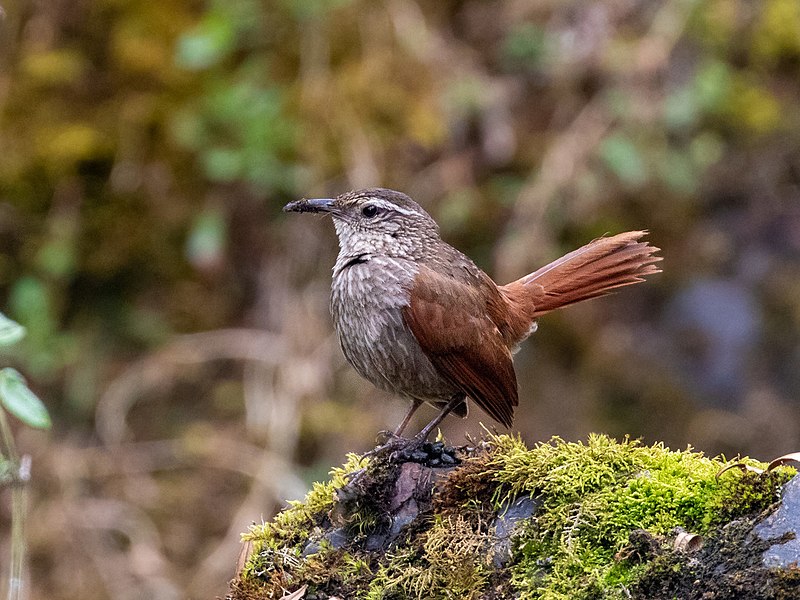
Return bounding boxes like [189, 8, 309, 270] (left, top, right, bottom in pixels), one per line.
[229, 434, 796, 600]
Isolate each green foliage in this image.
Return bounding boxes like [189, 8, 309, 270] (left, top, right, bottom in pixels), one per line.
[0, 311, 50, 600]
[0, 369, 51, 430]
[0, 315, 26, 347]
[171, 0, 301, 193]
[0, 313, 50, 430]
[0, 0, 310, 412]
[242, 453, 366, 552]
[7, 276, 71, 378]
[185, 207, 227, 269]
[501, 23, 549, 71]
[599, 135, 648, 188]
[170, 76, 299, 192]
[175, 11, 237, 70]
[593, 0, 798, 195]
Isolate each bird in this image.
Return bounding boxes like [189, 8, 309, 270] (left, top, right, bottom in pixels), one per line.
[284, 188, 661, 440]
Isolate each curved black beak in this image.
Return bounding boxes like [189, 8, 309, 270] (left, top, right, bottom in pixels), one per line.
[283, 198, 335, 213]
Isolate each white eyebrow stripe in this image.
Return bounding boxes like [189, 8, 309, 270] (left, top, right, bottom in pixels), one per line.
[369, 198, 416, 215]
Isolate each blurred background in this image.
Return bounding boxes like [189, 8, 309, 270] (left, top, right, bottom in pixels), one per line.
[0, 0, 799, 598]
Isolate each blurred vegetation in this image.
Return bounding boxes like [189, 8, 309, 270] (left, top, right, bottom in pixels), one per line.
[0, 312, 50, 600]
[0, 0, 798, 598]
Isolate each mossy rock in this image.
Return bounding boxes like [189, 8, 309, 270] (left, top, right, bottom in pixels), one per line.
[228, 434, 799, 600]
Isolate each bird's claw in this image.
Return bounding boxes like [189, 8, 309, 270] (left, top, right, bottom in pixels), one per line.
[375, 429, 402, 445]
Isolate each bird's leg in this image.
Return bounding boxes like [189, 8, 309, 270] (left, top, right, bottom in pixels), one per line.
[393, 399, 423, 437]
[361, 396, 459, 464]
[357, 399, 424, 465]
[343, 396, 464, 487]
[414, 394, 464, 442]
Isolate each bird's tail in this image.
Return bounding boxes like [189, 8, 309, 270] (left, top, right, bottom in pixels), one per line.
[500, 231, 661, 341]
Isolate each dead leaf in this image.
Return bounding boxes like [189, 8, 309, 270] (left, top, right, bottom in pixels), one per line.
[280, 585, 307, 600]
[717, 451, 800, 479]
[673, 531, 703, 553]
[765, 452, 800, 473]
[716, 463, 764, 478]
[236, 540, 254, 574]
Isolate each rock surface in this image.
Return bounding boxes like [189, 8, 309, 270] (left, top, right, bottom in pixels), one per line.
[229, 435, 800, 600]
[755, 474, 800, 569]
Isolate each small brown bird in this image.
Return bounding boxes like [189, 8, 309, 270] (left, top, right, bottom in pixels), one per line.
[284, 188, 661, 440]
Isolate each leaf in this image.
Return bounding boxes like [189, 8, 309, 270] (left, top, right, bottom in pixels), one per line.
[664, 87, 698, 130]
[0, 369, 51, 429]
[280, 586, 307, 600]
[766, 452, 800, 472]
[694, 60, 732, 112]
[186, 208, 227, 269]
[502, 23, 548, 69]
[202, 147, 243, 182]
[599, 134, 647, 187]
[716, 462, 764, 478]
[175, 12, 235, 70]
[0, 313, 26, 347]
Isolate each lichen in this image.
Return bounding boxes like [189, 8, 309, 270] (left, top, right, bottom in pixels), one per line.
[230, 434, 795, 600]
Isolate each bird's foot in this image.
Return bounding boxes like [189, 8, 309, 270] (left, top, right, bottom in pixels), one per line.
[374, 429, 405, 448]
[343, 434, 460, 488]
[341, 433, 407, 485]
[351, 431, 408, 467]
[337, 437, 462, 508]
[367, 434, 460, 468]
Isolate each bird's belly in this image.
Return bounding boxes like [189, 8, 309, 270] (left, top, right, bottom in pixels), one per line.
[330, 259, 456, 401]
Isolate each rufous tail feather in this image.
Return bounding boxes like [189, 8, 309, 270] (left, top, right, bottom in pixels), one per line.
[500, 231, 661, 337]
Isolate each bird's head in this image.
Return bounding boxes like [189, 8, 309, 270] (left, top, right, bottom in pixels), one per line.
[284, 188, 441, 260]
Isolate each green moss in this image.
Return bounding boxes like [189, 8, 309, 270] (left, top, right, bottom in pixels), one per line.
[233, 435, 794, 600]
[364, 515, 493, 600]
[485, 434, 789, 599]
[240, 453, 367, 572]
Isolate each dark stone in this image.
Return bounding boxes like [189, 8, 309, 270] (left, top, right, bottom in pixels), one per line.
[618, 529, 663, 564]
[754, 475, 800, 568]
[324, 442, 467, 557]
[302, 527, 350, 556]
[492, 495, 539, 568]
[632, 474, 800, 599]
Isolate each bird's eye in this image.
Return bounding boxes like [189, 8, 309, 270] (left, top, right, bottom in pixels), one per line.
[361, 204, 378, 218]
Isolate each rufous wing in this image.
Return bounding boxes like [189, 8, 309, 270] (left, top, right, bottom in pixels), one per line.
[402, 265, 518, 428]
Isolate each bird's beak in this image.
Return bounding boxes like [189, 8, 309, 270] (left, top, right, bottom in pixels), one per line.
[283, 198, 336, 214]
